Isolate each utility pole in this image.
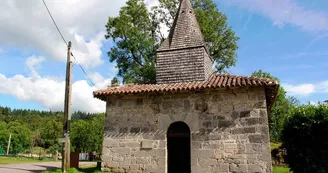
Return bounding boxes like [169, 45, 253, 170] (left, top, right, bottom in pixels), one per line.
[62, 41, 72, 172]
[6, 133, 11, 155]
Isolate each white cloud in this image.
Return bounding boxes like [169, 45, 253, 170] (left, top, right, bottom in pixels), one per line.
[309, 100, 319, 106]
[109, 65, 119, 76]
[25, 55, 45, 77]
[70, 32, 105, 68]
[0, 0, 130, 112]
[283, 83, 315, 96]
[307, 33, 328, 49]
[0, 57, 111, 113]
[0, 0, 126, 68]
[317, 81, 328, 93]
[146, 0, 171, 39]
[283, 81, 328, 96]
[145, 0, 159, 10]
[222, 0, 328, 33]
[89, 72, 112, 90]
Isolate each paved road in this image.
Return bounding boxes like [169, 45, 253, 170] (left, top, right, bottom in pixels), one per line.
[0, 162, 96, 173]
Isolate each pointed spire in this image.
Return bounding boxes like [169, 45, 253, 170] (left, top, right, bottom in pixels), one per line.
[156, 0, 213, 84]
[158, 0, 205, 51]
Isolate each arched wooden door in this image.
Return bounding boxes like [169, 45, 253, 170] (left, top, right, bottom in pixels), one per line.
[167, 122, 191, 173]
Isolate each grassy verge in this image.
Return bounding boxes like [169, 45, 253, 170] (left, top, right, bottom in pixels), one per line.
[273, 166, 292, 173]
[270, 142, 282, 151]
[0, 156, 54, 164]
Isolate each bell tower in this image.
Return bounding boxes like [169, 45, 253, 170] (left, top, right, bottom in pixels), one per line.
[156, 0, 213, 84]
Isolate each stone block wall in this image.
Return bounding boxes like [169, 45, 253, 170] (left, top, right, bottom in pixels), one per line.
[102, 87, 272, 173]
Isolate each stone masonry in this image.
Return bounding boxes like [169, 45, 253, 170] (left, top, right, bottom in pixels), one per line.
[102, 87, 272, 173]
[94, 0, 277, 172]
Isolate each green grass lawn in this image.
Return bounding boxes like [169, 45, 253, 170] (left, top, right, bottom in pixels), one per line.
[273, 166, 292, 173]
[0, 156, 54, 164]
[42, 166, 102, 173]
[270, 142, 282, 151]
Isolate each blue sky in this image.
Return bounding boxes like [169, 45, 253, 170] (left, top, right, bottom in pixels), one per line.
[216, 0, 328, 104]
[0, 0, 327, 113]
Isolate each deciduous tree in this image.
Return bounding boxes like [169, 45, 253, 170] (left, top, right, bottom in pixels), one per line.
[110, 77, 120, 87]
[0, 121, 32, 154]
[106, 0, 239, 84]
[70, 114, 105, 153]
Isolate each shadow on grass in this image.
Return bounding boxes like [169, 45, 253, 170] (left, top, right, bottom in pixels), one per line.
[42, 166, 102, 173]
[0, 164, 58, 173]
[78, 166, 102, 173]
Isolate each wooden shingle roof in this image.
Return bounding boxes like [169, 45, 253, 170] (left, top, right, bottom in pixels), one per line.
[157, 0, 205, 51]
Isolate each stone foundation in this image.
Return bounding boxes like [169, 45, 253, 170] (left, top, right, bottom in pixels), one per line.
[102, 87, 272, 173]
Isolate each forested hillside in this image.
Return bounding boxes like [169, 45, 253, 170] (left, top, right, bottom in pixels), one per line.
[0, 106, 105, 155]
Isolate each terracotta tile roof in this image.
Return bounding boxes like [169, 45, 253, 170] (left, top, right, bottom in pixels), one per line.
[94, 74, 279, 113]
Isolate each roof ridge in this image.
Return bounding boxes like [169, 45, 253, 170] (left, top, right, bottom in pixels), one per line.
[94, 74, 279, 95]
[95, 74, 279, 93]
[213, 73, 279, 84]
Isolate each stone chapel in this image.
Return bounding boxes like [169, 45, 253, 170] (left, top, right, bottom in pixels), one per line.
[94, 0, 279, 172]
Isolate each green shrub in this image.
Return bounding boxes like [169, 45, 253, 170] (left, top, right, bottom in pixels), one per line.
[281, 105, 328, 173]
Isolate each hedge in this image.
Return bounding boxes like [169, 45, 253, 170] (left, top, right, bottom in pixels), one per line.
[281, 104, 328, 173]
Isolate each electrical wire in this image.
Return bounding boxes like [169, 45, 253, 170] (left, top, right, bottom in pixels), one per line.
[42, 0, 95, 86]
[42, 0, 68, 46]
[71, 53, 95, 86]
